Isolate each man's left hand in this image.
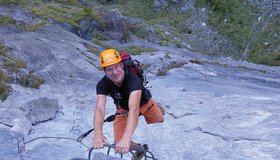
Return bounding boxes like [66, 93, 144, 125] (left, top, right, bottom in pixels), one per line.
[115, 137, 131, 154]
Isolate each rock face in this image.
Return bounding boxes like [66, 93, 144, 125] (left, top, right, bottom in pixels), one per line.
[25, 97, 59, 125]
[0, 128, 23, 160]
[1, 24, 100, 84]
[0, 2, 280, 160]
[79, 18, 102, 40]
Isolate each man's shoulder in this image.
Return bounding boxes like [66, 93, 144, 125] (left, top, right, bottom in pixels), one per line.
[97, 76, 109, 87]
[125, 71, 139, 81]
[125, 71, 142, 88]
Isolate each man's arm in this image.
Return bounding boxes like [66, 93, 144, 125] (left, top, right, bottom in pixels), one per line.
[92, 94, 108, 148]
[115, 90, 141, 154]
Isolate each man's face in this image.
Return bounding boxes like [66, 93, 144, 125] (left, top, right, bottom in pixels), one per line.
[105, 63, 125, 85]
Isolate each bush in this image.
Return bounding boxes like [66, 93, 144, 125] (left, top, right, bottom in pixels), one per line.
[20, 73, 45, 89]
[6, 59, 27, 72]
[0, 15, 16, 25]
[256, 51, 280, 66]
[0, 43, 8, 56]
[0, 82, 12, 101]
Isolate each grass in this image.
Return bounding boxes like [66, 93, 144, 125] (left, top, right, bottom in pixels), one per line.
[0, 43, 8, 56]
[107, 0, 192, 30]
[0, 68, 12, 101]
[0, 42, 11, 101]
[0, 71, 7, 83]
[2, 0, 279, 67]
[0, 82, 12, 101]
[0, 14, 47, 32]
[52, 0, 82, 7]
[111, 0, 163, 22]
[92, 39, 114, 50]
[31, 2, 105, 28]
[123, 21, 149, 40]
[118, 46, 157, 55]
[194, 0, 280, 66]
[100, 0, 194, 48]
[19, 21, 48, 32]
[0, 15, 16, 25]
[6, 59, 27, 72]
[0, 0, 28, 6]
[248, 15, 280, 66]
[252, 50, 280, 66]
[196, 0, 254, 51]
[190, 58, 267, 73]
[19, 74, 44, 89]
[0, 42, 44, 101]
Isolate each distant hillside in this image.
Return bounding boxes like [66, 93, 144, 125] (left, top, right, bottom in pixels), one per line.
[0, 0, 280, 101]
[1, 0, 279, 66]
[99, 0, 280, 66]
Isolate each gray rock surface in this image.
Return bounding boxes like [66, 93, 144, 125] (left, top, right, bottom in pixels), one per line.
[25, 97, 59, 125]
[0, 23, 280, 160]
[0, 128, 23, 160]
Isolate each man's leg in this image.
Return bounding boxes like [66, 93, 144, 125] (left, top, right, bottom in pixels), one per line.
[113, 108, 128, 143]
[140, 99, 164, 124]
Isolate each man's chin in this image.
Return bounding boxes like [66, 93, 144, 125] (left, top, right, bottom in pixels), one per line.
[111, 78, 121, 84]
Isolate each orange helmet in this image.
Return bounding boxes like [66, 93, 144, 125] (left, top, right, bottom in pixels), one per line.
[99, 49, 121, 68]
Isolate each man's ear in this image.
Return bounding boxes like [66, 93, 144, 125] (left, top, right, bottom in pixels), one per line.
[120, 62, 124, 68]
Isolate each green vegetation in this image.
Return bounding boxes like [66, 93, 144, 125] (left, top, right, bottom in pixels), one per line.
[118, 46, 157, 55]
[52, 0, 82, 7]
[0, 43, 8, 56]
[105, 0, 191, 29]
[0, 43, 11, 101]
[108, 0, 162, 22]
[195, 0, 279, 66]
[0, 15, 16, 24]
[20, 74, 44, 89]
[248, 17, 280, 66]
[0, 71, 9, 101]
[190, 58, 267, 73]
[6, 59, 27, 72]
[0, 0, 28, 6]
[0, 14, 47, 32]
[1, 0, 279, 69]
[196, 0, 254, 51]
[19, 21, 48, 32]
[252, 50, 280, 66]
[155, 28, 184, 48]
[0, 82, 12, 101]
[0, 42, 44, 101]
[92, 39, 113, 50]
[124, 21, 149, 40]
[31, 3, 104, 28]
[92, 32, 107, 41]
[102, 0, 193, 48]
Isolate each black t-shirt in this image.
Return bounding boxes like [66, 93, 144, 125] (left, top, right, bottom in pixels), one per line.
[96, 71, 151, 110]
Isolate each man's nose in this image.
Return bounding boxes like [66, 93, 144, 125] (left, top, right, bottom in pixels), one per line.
[112, 68, 118, 74]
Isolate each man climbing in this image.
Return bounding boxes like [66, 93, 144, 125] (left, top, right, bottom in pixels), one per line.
[92, 49, 164, 158]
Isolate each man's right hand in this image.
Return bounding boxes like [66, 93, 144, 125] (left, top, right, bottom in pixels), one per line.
[92, 132, 109, 149]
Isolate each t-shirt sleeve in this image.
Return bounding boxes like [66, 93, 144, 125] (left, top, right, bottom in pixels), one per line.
[126, 72, 143, 93]
[96, 77, 110, 95]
